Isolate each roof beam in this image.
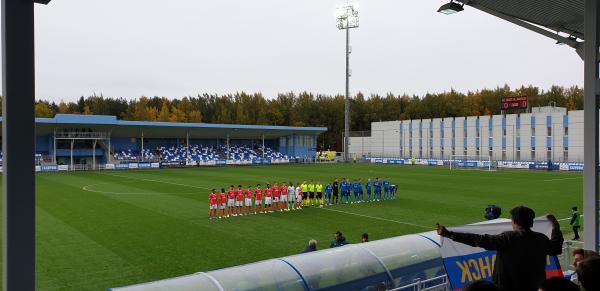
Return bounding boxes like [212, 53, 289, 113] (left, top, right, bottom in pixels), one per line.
[468, 3, 585, 60]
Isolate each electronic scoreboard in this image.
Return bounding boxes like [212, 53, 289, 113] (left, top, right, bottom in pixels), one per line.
[501, 96, 528, 110]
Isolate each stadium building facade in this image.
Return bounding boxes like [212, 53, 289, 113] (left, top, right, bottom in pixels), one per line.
[0, 114, 326, 169]
[349, 106, 585, 163]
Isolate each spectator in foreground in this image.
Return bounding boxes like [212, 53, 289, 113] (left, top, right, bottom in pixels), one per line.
[302, 239, 317, 253]
[577, 256, 600, 291]
[437, 206, 563, 291]
[330, 230, 348, 248]
[567, 248, 598, 283]
[572, 248, 598, 269]
[462, 280, 499, 291]
[361, 233, 369, 243]
[538, 277, 579, 291]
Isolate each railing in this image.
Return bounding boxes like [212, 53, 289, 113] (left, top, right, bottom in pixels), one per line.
[389, 275, 449, 291]
[55, 131, 109, 139]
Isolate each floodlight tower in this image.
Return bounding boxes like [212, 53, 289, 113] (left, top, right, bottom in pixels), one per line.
[336, 3, 359, 162]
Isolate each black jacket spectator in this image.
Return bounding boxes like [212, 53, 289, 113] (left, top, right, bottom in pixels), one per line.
[438, 207, 563, 291]
[302, 239, 317, 253]
[302, 245, 316, 253]
[330, 231, 348, 248]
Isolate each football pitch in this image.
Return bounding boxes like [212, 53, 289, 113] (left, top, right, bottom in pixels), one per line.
[3, 163, 584, 290]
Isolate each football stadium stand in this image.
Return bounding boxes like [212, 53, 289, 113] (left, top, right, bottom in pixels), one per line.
[350, 106, 591, 171]
[0, 114, 326, 171]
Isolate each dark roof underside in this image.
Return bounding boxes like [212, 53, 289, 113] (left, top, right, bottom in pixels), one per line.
[461, 0, 584, 38]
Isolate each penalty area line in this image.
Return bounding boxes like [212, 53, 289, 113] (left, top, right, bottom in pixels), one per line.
[320, 207, 431, 229]
[99, 172, 212, 191]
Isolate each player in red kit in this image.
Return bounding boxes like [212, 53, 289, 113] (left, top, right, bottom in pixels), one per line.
[235, 185, 244, 215]
[244, 186, 253, 215]
[227, 185, 235, 217]
[218, 188, 227, 219]
[280, 182, 288, 211]
[272, 183, 280, 211]
[264, 183, 272, 212]
[254, 184, 263, 213]
[209, 189, 218, 219]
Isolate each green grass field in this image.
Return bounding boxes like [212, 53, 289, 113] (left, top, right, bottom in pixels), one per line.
[4, 163, 584, 290]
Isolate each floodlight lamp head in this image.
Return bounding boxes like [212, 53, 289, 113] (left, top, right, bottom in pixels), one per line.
[34, 0, 51, 4]
[438, 1, 464, 15]
[336, 4, 360, 30]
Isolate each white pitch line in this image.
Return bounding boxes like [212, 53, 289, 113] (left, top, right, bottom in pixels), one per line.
[320, 207, 432, 229]
[543, 177, 582, 182]
[82, 183, 199, 195]
[100, 172, 212, 191]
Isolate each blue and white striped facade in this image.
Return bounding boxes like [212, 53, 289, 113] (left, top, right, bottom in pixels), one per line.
[349, 106, 584, 162]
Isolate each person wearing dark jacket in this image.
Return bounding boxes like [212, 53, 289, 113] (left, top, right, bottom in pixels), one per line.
[302, 239, 317, 253]
[332, 179, 339, 205]
[330, 230, 348, 248]
[436, 206, 563, 291]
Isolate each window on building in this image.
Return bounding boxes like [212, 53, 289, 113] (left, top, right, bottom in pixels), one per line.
[503, 128, 507, 136]
[488, 150, 493, 158]
[464, 149, 468, 156]
[547, 127, 552, 137]
[502, 150, 507, 161]
[476, 148, 480, 157]
[564, 127, 569, 136]
[547, 150, 552, 160]
[563, 149, 568, 161]
[516, 151, 521, 160]
[532, 127, 536, 136]
[517, 128, 520, 137]
[419, 149, 423, 158]
[429, 149, 433, 157]
[531, 149, 536, 160]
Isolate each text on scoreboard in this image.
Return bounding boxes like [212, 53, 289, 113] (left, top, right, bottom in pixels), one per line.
[501, 96, 528, 110]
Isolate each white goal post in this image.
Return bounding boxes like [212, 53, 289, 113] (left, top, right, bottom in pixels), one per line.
[449, 155, 497, 171]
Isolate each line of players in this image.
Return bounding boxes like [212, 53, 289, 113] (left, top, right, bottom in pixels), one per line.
[208, 177, 397, 219]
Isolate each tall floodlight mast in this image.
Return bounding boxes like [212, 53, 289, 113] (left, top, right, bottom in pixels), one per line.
[336, 3, 359, 162]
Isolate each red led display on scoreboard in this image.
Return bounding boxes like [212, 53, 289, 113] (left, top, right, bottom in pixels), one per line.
[501, 96, 528, 110]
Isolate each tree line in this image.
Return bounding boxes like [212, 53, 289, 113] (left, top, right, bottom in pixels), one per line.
[16, 84, 584, 151]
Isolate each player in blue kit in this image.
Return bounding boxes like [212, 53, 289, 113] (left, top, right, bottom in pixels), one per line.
[365, 178, 372, 202]
[340, 178, 346, 204]
[353, 178, 363, 203]
[383, 177, 390, 200]
[373, 177, 382, 201]
[345, 178, 352, 203]
[324, 183, 333, 206]
[390, 183, 397, 199]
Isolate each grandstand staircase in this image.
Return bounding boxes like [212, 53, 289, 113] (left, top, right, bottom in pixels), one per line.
[97, 140, 113, 161]
[213, 147, 227, 160]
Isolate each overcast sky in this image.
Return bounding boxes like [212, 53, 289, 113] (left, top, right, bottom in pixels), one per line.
[18, 0, 584, 102]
